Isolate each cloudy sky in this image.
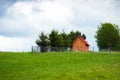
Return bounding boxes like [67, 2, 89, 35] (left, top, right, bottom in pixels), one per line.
[0, 0, 120, 52]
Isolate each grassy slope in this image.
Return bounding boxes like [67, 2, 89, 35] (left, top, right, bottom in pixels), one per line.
[0, 52, 120, 80]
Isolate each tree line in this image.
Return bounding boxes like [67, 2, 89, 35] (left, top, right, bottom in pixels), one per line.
[36, 30, 86, 52]
[36, 22, 120, 52]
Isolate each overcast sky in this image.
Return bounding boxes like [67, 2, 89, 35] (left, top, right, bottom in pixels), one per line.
[0, 0, 120, 52]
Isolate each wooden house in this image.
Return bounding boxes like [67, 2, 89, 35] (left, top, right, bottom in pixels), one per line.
[72, 36, 89, 52]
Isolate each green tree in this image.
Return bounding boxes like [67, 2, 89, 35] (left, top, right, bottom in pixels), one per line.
[36, 29, 87, 52]
[36, 32, 49, 52]
[95, 23, 120, 51]
[60, 31, 71, 47]
[82, 34, 86, 40]
[68, 31, 76, 43]
[68, 31, 83, 44]
[76, 31, 81, 37]
[49, 30, 63, 47]
[57, 34, 63, 47]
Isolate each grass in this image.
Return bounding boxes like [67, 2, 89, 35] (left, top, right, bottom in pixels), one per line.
[0, 52, 120, 80]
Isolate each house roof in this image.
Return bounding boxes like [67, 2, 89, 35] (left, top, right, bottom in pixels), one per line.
[73, 36, 90, 46]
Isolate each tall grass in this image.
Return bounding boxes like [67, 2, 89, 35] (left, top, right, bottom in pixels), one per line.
[0, 52, 120, 80]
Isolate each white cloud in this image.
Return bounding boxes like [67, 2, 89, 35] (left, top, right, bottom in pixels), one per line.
[0, 0, 120, 51]
[0, 36, 35, 52]
[7, 2, 33, 16]
[1, 0, 74, 35]
[6, 1, 73, 22]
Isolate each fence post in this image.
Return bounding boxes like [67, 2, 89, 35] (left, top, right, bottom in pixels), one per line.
[31, 46, 33, 53]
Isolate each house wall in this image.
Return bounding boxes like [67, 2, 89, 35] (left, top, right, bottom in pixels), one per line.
[72, 38, 89, 52]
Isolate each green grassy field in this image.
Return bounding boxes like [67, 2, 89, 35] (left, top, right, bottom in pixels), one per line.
[0, 52, 120, 80]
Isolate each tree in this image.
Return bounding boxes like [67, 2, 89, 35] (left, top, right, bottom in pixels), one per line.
[60, 31, 71, 47]
[95, 23, 120, 51]
[68, 31, 76, 43]
[35, 29, 87, 52]
[36, 32, 49, 52]
[68, 31, 83, 45]
[49, 30, 63, 47]
[82, 34, 86, 40]
[76, 31, 81, 37]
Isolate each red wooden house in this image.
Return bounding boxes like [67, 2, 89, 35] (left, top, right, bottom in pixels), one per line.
[72, 36, 89, 52]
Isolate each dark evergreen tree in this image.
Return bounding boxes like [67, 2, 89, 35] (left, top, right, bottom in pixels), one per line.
[76, 31, 81, 37]
[36, 32, 49, 52]
[68, 31, 76, 43]
[60, 31, 71, 47]
[49, 30, 63, 47]
[82, 34, 86, 40]
[36, 29, 87, 52]
[68, 30, 83, 43]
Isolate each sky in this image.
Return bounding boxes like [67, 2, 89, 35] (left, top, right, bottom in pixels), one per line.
[0, 0, 120, 52]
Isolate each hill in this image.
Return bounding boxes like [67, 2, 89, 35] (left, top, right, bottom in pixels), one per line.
[0, 52, 120, 80]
